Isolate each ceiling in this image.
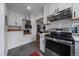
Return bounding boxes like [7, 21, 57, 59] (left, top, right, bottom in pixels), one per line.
[7, 3, 46, 17]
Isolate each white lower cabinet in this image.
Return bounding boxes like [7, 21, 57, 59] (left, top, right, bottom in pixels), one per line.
[40, 33, 45, 53]
[75, 41, 79, 56]
[75, 49, 79, 56]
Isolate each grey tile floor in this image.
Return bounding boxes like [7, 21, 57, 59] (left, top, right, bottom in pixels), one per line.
[7, 42, 42, 56]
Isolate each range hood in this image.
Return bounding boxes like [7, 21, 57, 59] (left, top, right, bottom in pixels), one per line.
[47, 8, 72, 22]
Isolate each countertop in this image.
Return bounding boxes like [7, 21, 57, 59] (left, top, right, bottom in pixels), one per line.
[72, 33, 79, 42]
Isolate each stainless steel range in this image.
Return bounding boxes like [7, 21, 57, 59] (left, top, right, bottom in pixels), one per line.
[45, 31, 75, 56]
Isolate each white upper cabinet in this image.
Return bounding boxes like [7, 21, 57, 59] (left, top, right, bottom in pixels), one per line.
[43, 4, 49, 16]
[8, 11, 16, 26]
[48, 3, 57, 15]
[43, 3, 79, 26]
[72, 3, 79, 19]
[8, 11, 23, 26]
[57, 3, 72, 11]
[48, 3, 72, 15]
[16, 14, 23, 26]
[43, 4, 49, 24]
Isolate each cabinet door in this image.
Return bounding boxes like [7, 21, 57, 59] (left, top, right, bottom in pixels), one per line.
[40, 38, 45, 53]
[73, 3, 79, 18]
[57, 3, 72, 11]
[40, 34, 45, 53]
[8, 32, 19, 47]
[17, 15, 22, 26]
[44, 4, 49, 16]
[75, 42, 79, 56]
[48, 3, 57, 15]
[8, 11, 16, 25]
[8, 11, 23, 26]
[43, 4, 49, 24]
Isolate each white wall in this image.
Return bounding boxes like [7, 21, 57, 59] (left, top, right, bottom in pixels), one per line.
[7, 10, 35, 49]
[4, 4, 8, 56]
[0, 3, 5, 56]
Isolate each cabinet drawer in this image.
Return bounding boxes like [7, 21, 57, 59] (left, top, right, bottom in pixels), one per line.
[75, 42, 79, 50]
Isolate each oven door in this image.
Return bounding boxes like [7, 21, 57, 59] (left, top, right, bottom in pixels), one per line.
[45, 39, 75, 56]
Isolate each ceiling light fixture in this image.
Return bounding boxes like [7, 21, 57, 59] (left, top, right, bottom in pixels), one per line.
[27, 6, 31, 10]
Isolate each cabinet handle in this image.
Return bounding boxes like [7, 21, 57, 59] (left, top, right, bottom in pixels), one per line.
[74, 11, 76, 17]
[43, 40, 45, 44]
[57, 8, 59, 12]
[15, 22, 17, 25]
